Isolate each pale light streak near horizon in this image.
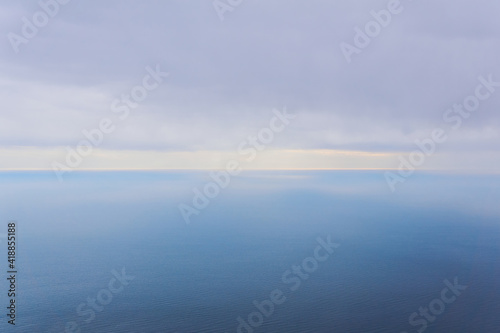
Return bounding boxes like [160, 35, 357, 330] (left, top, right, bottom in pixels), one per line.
[0, 147, 498, 173]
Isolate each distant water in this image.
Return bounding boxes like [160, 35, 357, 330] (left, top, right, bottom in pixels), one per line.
[0, 170, 499, 332]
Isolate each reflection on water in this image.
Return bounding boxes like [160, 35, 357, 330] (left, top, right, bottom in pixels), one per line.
[0, 171, 499, 332]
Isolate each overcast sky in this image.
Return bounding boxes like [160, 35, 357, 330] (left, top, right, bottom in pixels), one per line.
[0, 0, 499, 171]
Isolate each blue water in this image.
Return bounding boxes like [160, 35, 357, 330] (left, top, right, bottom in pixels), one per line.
[0, 171, 499, 332]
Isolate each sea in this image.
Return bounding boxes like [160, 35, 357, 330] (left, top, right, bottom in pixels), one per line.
[0, 170, 499, 332]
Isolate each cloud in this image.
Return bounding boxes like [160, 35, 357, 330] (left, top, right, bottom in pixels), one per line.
[1, 0, 499, 168]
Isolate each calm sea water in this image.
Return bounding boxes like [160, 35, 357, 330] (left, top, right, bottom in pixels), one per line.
[0, 170, 499, 332]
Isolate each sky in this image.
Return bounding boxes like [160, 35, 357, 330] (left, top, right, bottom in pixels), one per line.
[0, 0, 499, 171]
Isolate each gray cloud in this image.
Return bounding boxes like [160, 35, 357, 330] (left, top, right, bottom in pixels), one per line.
[1, 0, 499, 153]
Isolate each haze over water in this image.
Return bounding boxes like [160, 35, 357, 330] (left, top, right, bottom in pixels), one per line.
[1, 170, 499, 332]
